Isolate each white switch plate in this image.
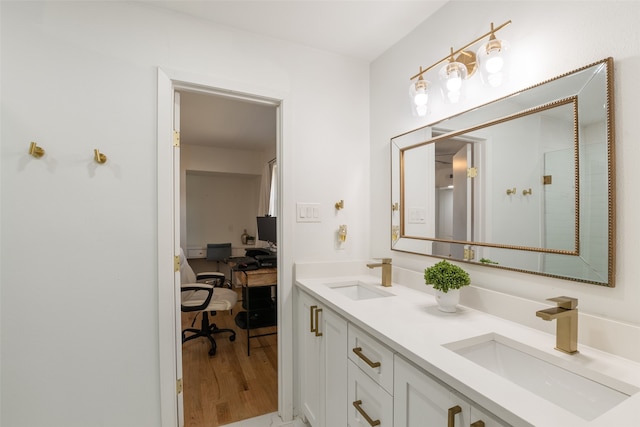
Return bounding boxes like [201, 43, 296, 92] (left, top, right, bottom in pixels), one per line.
[408, 207, 426, 224]
[297, 202, 321, 222]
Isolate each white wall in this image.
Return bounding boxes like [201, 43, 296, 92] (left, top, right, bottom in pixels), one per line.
[181, 144, 268, 250]
[185, 172, 261, 249]
[0, 1, 370, 426]
[371, 1, 640, 360]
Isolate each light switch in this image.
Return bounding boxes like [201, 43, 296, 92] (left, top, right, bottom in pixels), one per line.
[408, 207, 426, 224]
[297, 202, 321, 222]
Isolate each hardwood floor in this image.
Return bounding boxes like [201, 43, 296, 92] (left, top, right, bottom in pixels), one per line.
[182, 261, 278, 427]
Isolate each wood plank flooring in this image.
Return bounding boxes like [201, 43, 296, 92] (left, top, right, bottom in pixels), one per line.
[182, 260, 278, 427]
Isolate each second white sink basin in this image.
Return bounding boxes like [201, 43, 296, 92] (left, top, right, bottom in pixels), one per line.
[326, 281, 394, 301]
[444, 333, 638, 421]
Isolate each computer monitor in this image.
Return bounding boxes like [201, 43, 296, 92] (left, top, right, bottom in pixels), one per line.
[256, 216, 277, 247]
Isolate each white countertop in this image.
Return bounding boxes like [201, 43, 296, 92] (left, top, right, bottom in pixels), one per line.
[295, 275, 640, 427]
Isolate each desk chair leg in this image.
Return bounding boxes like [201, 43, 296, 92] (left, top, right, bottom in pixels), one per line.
[182, 311, 236, 356]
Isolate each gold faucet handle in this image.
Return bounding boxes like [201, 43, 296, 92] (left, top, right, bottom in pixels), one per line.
[374, 258, 392, 264]
[547, 296, 578, 310]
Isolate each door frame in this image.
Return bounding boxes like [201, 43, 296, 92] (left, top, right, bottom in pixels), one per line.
[157, 67, 293, 426]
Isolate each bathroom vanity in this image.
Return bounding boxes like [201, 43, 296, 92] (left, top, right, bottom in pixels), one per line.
[295, 265, 640, 427]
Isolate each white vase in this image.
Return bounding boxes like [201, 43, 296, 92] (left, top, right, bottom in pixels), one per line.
[435, 289, 460, 313]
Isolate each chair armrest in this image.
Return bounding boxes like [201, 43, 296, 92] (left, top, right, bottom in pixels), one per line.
[196, 271, 227, 287]
[181, 283, 214, 312]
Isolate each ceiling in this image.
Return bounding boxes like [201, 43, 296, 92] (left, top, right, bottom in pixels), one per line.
[179, 90, 278, 151]
[153, 0, 448, 150]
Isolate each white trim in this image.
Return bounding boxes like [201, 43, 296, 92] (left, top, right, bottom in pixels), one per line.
[157, 68, 179, 427]
[157, 67, 293, 426]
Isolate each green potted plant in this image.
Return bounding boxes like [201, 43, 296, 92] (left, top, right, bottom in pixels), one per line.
[424, 260, 470, 312]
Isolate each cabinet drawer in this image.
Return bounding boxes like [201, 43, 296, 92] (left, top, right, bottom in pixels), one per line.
[187, 248, 206, 258]
[348, 360, 393, 427]
[348, 324, 394, 394]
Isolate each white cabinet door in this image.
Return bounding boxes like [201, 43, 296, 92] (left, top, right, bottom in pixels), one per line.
[297, 289, 348, 427]
[323, 305, 348, 427]
[470, 403, 510, 427]
[395, 355, 510, 427]
[394, 355, 471, 427]
[348, 360, 393, 427]
[298, 290, 323, 426]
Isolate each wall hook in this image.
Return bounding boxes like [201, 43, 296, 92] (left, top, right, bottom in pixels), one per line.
[392, 202, 399, 211]
[522, 188, 532, 196]
[506, 187, 516, 195]
[335, 199, 344, 210]
[29, 141, 45, 158]
[94, 149, 107, 164]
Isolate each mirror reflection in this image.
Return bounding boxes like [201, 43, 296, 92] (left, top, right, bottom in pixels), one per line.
[392, 58, 614, 286]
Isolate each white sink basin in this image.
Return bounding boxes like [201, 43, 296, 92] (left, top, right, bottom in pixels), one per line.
[326, 281, 394, 301]
[444, 333, 638, 421]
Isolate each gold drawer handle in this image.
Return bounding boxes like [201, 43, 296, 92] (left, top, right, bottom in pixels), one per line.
[353, 400, 381, 426]
[314, 307, 323, 336]
[309, 306, 315, 333]
[448, 405, 462, 427]
[309, 305, 317, 333]
[352, 347, 381, 368]
[471, 421, 485, 427]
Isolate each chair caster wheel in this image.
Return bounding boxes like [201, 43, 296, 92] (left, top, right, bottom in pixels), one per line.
[230, 335, 236, 342]
[208, 348, 217, 356]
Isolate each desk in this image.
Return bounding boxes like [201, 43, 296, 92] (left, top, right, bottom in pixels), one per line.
[233, 267, 277, 355]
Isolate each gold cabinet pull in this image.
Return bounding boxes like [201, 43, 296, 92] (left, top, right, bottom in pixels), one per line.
[314, 307, 323, 336]
[309, 305, 317, 333]
[470, 421, 485, 427]
[352, 400, 381, 426]
[448, 405, 462, 427]
[352, 347, 381, 368]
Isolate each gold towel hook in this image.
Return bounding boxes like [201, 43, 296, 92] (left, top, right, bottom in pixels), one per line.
[506, 187, 516, 195]
[523, 188, 532, 196]
[29, 141, 45, 158]
[335, 199, 344, 210]
[94, 149, 107, 164]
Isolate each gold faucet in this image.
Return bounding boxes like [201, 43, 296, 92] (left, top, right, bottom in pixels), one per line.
[536, 296, 579, 354]
[366, 258, 392, 287]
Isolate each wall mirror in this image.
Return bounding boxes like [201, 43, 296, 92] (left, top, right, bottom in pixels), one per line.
[391, 58, 615, 286]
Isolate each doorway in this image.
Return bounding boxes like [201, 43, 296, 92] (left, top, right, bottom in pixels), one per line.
[157, 68, 292, 427]
[180, 89, 278, 425]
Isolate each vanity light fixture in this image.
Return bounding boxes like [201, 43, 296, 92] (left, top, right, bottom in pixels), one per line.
[439, 48, 468, 104]
[409, 67, 430, 117]
[408, 20, 511, 114]
[477, 22, 510, 87]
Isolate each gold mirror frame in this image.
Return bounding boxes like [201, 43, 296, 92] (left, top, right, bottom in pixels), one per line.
[391, 58, 615, 286]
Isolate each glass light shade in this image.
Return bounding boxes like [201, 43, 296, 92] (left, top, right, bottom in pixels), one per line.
[477, 37, 510, 87]
[409, 77, 430, 116]
[439, 61, 467, 104]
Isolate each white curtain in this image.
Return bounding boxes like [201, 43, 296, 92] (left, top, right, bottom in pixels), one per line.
[258, 160, 277, 217]
[268, 163, 277, 216]
[258, 162, 272, 217]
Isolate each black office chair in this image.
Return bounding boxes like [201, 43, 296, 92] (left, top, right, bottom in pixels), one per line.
[206, 243, 232, 288]
[180, 249, 237, 356]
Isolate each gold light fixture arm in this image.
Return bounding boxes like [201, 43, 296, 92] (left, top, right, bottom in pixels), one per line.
[410, 20, 512, 81]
